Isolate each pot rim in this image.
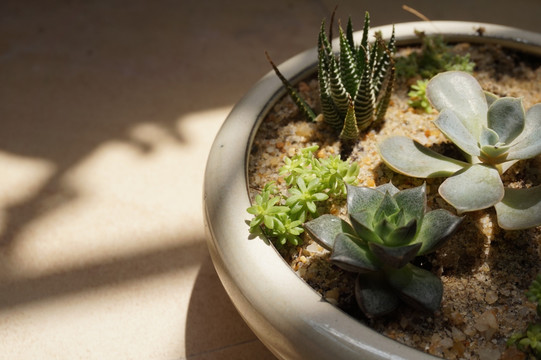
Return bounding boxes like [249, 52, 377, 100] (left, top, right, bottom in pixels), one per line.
[203, 21, 541, 360]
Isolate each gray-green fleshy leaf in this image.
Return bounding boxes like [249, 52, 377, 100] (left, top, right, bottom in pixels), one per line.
[368, 242, 422, 269]
[384, 219, 418, 247]
[393, 183, 426, 222]
[355, 273, 399, 318]
[330, 233, 379, 272]
[434, 108, 481, 157]
[485, 91, 499, 107]
[378, 136, 468, 178]
[426, 71, 487, 139]
[387, 264, 443, 312]
[304, 214, 355, 250]
[507, 104, 541, 160]
[349, 211, 384, 245]
[439, 164, 504, 213]
[376, 182, 400, 196]
[346, 183, 385, 215]
[416, 209, 463, 254]
[479, 127, 500, 147]
[487, 97, 525, 144]
[494, 185, 541, 230]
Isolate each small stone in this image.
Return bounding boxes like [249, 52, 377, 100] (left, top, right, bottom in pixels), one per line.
[485, 290, 498, 304]
[474, 310, 499, 339]
[477, 345, 501, 360]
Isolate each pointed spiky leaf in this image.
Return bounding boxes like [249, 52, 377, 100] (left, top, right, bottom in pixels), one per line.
[339, 27, 360, 98]
[354, 57, 375, 131]
[329, 56, 349, 118]
[375, 59, 395, 123]
[265, 51, 316, 121]
[346, 17, 355, 50]
[340, 95, 360, 140]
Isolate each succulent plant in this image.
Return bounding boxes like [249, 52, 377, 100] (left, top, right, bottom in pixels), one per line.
[267, 12, 396, 141]
[304, 182, 462, 318]
[379, 71, 541, 230]
[247, 146, 359, 247]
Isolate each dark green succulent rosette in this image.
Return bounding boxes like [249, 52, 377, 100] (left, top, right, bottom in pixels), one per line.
[304, 183, 462, 318]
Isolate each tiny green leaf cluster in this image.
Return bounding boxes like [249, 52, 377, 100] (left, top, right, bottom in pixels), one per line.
[379, 71, 541, 230]
[407, 79, 432, 113]
[395, 33, 476, 113]
[304, 183, 462, 317]
[247, 145, 360, 247]
[395, 32, 475, 80]
[507, 274, 541, 359]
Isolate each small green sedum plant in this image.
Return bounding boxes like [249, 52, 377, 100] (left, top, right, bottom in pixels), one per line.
[268, 12, 396, 141]
[379, 71, 541, 230]
[247, 145, 359, 247]
[407, 79, 433, 113]
[304, 182, 462, 318]
[507, 274, 541, 359]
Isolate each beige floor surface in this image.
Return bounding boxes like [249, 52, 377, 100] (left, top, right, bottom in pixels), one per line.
[1, 1, 540, 359]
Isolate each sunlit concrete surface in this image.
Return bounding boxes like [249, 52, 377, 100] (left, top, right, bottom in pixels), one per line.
[1, 1, 540, 359]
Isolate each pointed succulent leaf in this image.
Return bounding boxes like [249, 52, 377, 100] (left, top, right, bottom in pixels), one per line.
[434, 108, 481, 157]
[265, 51, 317, 121]
[373, 217, 397, 242]
[372, 191, 400, 222]
[304, 214, 355, 250]
[354, 55, 376, 131]
[487, 97, 525, 144]
[426, 71, 488, 139]
[339, 27, 359, 97]
[494, 185, 541, 230]
[416, 209, 463, 255]
[507, 104, 541, 160]
[340, 95, 360, 140]
[387, 264, 443, 312]
[378, 136, 468, 178]
[346, 183, 385, 215]
[375, 182, 399, 196]
[368, 242, 422, 269]
[393, 183, 426, 223]
[355, 272, 399, 318]
[349, 211, 384, 245]
[375, 59, 395, 123]
[385, 218, 418, 247]
[330, 233, 380, 273]
[439, 164, 504, 213]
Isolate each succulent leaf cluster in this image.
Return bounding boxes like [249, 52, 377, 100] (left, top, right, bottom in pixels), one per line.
[247, 146, 359, 247]
[379, 71, 541, 230]
[267, 12, 396, 141]
[304, 183, 462, 317]
[507, 274, 541, 358]
[407, 79, 433, 113]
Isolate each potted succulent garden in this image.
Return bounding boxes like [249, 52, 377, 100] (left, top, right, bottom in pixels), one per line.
[204, 12, 541, 360]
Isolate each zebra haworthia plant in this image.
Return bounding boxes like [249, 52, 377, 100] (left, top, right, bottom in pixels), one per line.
[379, 71, 541, 230]
[304, 183, 462, 318]
[268, 12, 396, 141]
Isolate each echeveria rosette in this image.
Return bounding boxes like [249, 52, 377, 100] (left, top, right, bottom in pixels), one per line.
[304, 183, 462, 318]
[378, 71, 541, 230]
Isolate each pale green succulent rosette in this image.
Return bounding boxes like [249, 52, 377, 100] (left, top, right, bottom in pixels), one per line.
[378, 71, 541, 230]
[304, 183, 462, 318]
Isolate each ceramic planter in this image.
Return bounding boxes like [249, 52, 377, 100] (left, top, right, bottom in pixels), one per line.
[203, 21, 541, 359]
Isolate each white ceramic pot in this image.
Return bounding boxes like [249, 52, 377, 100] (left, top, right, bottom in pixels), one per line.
[203, 21, 541, 359]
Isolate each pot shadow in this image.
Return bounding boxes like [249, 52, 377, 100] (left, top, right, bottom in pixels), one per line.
[184, 252, 277, 359]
